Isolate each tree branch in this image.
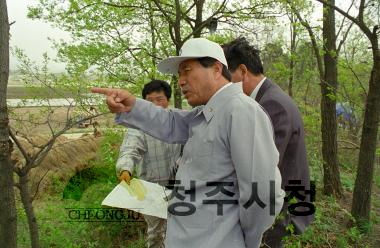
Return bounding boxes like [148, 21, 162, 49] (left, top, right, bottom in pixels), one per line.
[22, 112, 105, 174]
[9, 129, 31, 164]
[102, 2, 141, 9]
[152, 0, 174, 25]
[342, 44, 368, 96]
[182, 0, 228, 42]
[31, 169, 50, 201]
[358, 0, 366, 23]
[288, 1, 324, 78]
[314, 0, 373, 38]
[336, 0, 354, 39]
[337, 21, 354, 54]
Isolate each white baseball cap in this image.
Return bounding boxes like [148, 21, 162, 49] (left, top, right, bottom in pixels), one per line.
[157, 38, 228, 74]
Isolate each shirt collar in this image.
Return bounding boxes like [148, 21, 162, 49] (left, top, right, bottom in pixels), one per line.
[200, 83, 241, 122]
[212, 82, 233, 99]
[250, 77, 266, 99]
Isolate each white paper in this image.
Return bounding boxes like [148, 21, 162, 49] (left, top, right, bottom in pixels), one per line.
[101, 179, 171, 219]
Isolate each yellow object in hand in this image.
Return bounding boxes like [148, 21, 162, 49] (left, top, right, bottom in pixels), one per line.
[121, 179, 147, 201]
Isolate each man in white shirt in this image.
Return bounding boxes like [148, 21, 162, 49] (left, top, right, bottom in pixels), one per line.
[92, 38, 284, 248]
[116, 80, 181, 248]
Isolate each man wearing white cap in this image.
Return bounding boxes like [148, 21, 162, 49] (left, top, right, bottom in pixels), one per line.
[92, 38, 284, 248]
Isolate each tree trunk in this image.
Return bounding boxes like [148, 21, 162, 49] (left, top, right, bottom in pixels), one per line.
[173, 40, 182, 109]
[288, 13, 296, 97]
[352, 38, 380, 229]
[321, 0, 342, 197]
[172, 0, 182, 109]
[0, 0, 17, 247]
[19, 174, 40, 248]
[148, 1, 157, 69]
[193, 0, 205, 38]
[172, 74, 182, 109]
[171, 0, 206, 108]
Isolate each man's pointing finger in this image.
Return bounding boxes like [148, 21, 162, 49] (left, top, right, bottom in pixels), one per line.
[91, 87, 113, 96]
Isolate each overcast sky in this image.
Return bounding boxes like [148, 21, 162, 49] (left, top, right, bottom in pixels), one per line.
[7, 0, 70, 72]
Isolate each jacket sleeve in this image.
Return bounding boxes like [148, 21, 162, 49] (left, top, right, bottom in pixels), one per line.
[229, 100, 284, 248]
[115, 128, 147, 175]
[115, 99, 199, 144]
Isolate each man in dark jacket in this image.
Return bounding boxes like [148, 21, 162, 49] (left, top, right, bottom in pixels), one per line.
[223, 37, 314, 248]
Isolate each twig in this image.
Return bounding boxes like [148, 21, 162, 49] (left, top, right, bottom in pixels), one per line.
[9, 129, 31, 164]
[31, 169, 50, 201]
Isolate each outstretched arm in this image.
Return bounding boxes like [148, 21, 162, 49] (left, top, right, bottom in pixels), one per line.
[91, 87, 197, 144]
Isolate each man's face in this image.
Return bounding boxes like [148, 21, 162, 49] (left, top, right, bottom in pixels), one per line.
[178, 59, 214, 106]
[145, 91, 169, 109]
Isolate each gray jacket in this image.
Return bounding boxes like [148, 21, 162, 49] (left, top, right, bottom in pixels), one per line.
[256, 79, 313, 236]
[116, 83, 284, 248]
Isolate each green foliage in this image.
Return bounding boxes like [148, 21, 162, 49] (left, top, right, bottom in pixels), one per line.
[28, 0, 167, 94]
[375, 172, 380, 189]
[301, 105, 322, 183]
[63, 128, 123, 200]
[27, 0, 316, 103]
[62, 166, 116, 201]
[17, 130, 145, 248]
[341, 172, 355, 192]
[375, 148, 380, 157]
[283, 194, 376, 248]
[207, 32, 236, 45]
[338, 145, 358, 192]
[325, 86, 337, 101]
[285, 223, 295, 235]
[99, 128, 125, 167]
[29, 0, 261, 102]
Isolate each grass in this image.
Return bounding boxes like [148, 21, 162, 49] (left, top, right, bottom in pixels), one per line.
[283, 193, 378, 248]
[17, 187, 146, 248]
[7, 86, 75, 99]
[298, 114, 380, 248]
[17, 129, 146, 248]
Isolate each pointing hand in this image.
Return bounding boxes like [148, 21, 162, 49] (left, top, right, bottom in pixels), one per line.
[91, 88, 136, 113]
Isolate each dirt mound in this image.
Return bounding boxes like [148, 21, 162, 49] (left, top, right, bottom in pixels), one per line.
[12, 134, 101, 198]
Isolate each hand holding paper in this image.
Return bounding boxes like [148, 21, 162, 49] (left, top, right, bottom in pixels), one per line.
[102, 178, 171, 219]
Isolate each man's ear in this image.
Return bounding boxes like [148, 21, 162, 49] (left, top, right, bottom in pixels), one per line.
[239, 64, 248, 76]
[213, 61, 224, 78]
